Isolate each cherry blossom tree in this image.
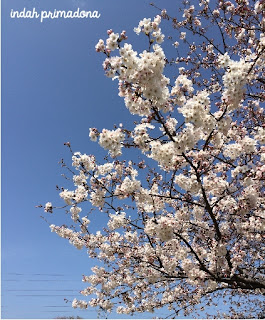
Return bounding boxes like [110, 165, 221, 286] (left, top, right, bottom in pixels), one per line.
[41, 0, 265, 318]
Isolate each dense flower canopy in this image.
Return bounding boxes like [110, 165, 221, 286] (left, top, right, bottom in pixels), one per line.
[42, 0, 265, 318]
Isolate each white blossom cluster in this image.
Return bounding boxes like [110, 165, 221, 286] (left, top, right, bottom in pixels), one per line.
[240, 136, 257, 154]
[95, 30, 127, 53]
[133, 123, 154, 151]
[99, 34, 170, 115]
[134, 16, 164, 44]
[122, 44, 170, 112]
[44, 202, 53, 213]
[223, 135, 257, 159]
[90, 189, 106, 208]
[160, 117, 178, 135]
[70, 206, 82, 222]
[255, 127, 265, 144]
[203, 174, 229, 196]
[107, 212, 127, 230]
[174, 173, 200, 195]
[149, 122, 203, 169]
[254, 0, 265, 14]
[72, 152, 96, 171]
[144, 216, 177, 242]
[171, 74, 194, 106]
[59, 186, 88, 205]
[72, 298, 88, 309]
[115, 176, 141, 198]
[98, 128, 125, 157]
[135, 184, 165, 213]
[59, 189, 75, 205]
[149, 141, 177, 168]
[179, 90, 216, 132]
[223, 143, 242, 159]
[218, 54, 250, 110]
[89, 127, 98, 142]
[50, 225, 84, 250]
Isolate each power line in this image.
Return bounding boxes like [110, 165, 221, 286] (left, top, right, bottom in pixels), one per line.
[3, 279, 82, 281]
[43, 306, 70, 308]
[15, 294, 79, 297]
[6, 289, 80, 292]
[5, 273, 67, 276]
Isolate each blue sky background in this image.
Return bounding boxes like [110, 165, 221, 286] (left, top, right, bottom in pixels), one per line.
[1, 0, 188, 318]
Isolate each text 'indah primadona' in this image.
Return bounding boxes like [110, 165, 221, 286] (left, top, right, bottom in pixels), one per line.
[10, 8, 101, 22]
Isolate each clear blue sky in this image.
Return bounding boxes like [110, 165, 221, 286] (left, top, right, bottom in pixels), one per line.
[2, 0, 187, 318]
